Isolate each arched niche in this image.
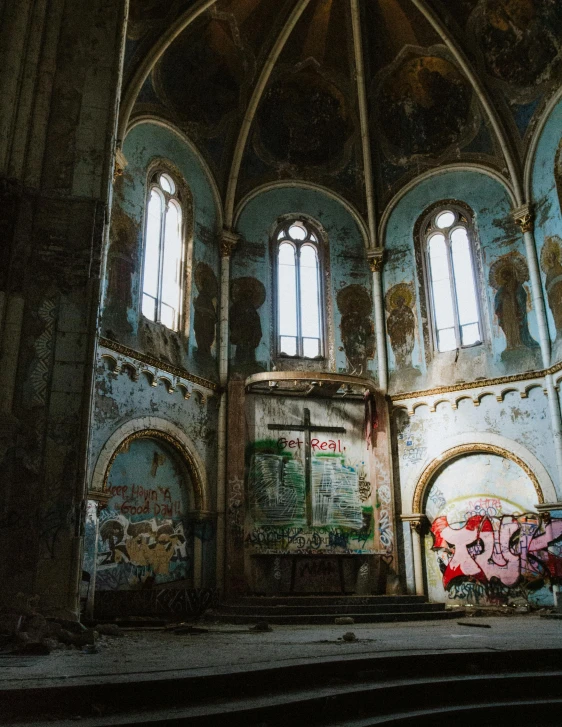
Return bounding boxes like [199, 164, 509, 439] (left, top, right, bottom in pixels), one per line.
[420, 450, 559, 608]
[95, 432, 199, 593]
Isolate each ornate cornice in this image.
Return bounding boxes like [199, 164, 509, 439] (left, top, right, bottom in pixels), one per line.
[513, 204, 534, 234]
[221, 229, 239, 258]
[98, 337, 219, 392]
[412, 443, 544, 514]
[391, 360, 562, 403]
[367, 247, 384, 273]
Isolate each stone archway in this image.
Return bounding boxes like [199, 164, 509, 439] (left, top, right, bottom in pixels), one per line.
[85, 419, 215, 618]
[416, 447, 561, 608]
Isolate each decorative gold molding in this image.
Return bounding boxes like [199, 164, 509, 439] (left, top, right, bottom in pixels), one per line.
[221, 229, 239, 257]
[513, 204, 534, 234]
[114, 148, 127, 181]
[100, 429, 205, 510]
[367, 247, 384, 273]
[412, 443, 544, 514]
[401, 513, 428, 535]
[98, 337, 219, 392]
[390, 362, 562, 403]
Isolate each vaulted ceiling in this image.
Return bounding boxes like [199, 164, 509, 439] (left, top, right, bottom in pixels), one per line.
[120, 0, 562, 228]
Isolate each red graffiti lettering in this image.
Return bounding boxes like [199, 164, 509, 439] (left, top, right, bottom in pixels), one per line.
[431, 514, 562, 590]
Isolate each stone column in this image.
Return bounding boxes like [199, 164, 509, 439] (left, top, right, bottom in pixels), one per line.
[514, 206, 562, 499]
[216, 230, 238, 594]
[401, 514, 428, 596]
[368, 248, 388, 393]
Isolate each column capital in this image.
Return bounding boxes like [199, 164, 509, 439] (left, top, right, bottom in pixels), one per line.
[114, 148, 127, 181]
[513, 204, 534, 234]
[401, 513, 428, 535]
[221, 229, 239, 258]
[367, 247, 384, 273]
[536, 502, 562, 514]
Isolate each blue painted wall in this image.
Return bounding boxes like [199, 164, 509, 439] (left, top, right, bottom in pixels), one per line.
[104, 120, 221, 380]
[532, 96, 562, 359]
[383, 169, 540, 392]
[234, 186, 372, 376]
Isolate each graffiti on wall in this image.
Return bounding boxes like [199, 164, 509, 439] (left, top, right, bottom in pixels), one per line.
[95, 438, 193, 591]
[430, 513, 562, 602]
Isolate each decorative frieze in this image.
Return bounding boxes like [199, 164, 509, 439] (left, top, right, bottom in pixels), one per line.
[98, 337, 218, 403]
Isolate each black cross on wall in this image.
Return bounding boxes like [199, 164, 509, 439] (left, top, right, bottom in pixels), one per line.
[268, 408, 345, 525]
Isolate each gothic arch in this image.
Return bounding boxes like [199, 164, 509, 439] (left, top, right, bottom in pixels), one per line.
[90, 416, 210, 513]
[412, 444, 544, 516]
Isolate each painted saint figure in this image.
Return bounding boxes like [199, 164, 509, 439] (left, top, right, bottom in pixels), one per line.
[336, 284, 375, 375]
[193, 262, 218, 356]
[490, 252, 539, 357]
[230, 276, 266, 368]
[541, 236, 562, 339]
[385, 283, 416, 369]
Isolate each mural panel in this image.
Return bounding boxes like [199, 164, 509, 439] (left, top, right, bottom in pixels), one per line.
[230, 276, 266, 373]
[375, 53, 476, 163]
[489, 251, 539, 362]
[386, 282, 417, 370]
[96, 437, 194, 591]
[336, 285, 375, 375]
[468, 0, 562, 98]
[541, 236, 562, 341]
[424, 454, 561, 606]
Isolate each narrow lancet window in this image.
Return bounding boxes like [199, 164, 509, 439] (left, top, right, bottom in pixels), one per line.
[276, 220, 323, 358]
[424, 206, 482, 352]
[142, 172, 184, 331]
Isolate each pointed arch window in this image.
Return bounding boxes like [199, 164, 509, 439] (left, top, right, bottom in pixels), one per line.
[423, 205, 482, 353]
[275, 220, 323, 358]
[142, 171, 185, 332]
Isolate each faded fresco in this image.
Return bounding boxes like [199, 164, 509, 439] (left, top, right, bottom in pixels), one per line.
[468, 0, 562, 97]
[96, 438, 193, 591]
[490, 252, 539, 362]
[230, 276, 266, 372]
[424, 454, 561, 606]
[385, 282, 417, 370]
[193, 262, 218, 359]
[376, 54, 475, 163]
[254, 69, 353, 171]
[541, 236, 562, 340]
[336, 285, 375, 375]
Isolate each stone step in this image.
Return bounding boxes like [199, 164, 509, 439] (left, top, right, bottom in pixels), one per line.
[214, 609, 460, 625]
[223, 595, 427, 607]
[218, 602, 446, 615]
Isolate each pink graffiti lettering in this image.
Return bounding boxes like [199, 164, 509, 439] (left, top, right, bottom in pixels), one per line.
[431, 514, 562, 590]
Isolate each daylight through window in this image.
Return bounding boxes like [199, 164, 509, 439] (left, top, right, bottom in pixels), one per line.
[142, 172, 184, 331]
[425, 206, 481, 352]
[276, 220, 322, 358]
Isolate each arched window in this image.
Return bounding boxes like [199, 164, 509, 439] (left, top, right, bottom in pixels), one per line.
[275, 219, 323, 359]
[422, 205, 482, 353]
[142, 170, 185, 331]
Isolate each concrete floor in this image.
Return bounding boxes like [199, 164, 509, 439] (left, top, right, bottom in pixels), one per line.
[0, 615, 560, 692]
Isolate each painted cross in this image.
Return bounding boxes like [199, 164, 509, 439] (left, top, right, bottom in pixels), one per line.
[268, 408, 345, 525]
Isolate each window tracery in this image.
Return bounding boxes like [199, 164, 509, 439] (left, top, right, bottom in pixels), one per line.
[142, 170, 186, 332]
[274, 219, 324, 359]
[420, 204, 483, 353]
